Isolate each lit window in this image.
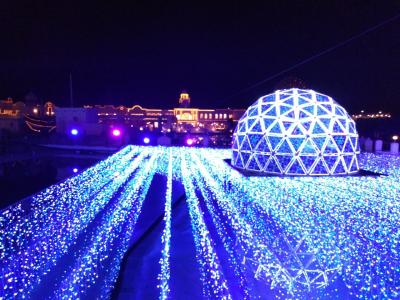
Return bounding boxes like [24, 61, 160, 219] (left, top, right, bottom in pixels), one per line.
[224, 113, 227, 119]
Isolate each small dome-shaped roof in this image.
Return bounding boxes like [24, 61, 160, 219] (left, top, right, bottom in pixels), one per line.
[232, 88, 360, 175]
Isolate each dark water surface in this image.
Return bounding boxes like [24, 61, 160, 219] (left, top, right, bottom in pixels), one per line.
[0, 153, 103, 209]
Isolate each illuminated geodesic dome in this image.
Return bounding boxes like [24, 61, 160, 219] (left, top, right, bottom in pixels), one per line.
[232, 89, 360, 175]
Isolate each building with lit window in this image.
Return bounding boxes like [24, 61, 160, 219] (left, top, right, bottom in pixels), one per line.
[87, 91, 246, 133]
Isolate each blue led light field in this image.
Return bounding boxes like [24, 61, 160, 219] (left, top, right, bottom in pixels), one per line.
[0, 146, 399, 299]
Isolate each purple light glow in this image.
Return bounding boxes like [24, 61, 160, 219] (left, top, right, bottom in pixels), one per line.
[70, 129, 79, 136]
[143, 137, 150, 144]
[186, 138, 194, 146]
[112, 129, 121, 137]
[73, 168, 78, 173]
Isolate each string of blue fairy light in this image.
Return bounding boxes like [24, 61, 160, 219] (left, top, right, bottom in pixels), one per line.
[1, 146, 399, 299]
[158, 149, 173, 300]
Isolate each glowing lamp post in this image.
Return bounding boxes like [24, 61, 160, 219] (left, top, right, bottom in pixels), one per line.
[390, 135, 399, 155]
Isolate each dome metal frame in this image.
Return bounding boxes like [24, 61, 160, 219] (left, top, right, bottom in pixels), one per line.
[232, 89, 360, 176]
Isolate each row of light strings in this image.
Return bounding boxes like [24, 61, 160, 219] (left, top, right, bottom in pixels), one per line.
[1, 146, 399, 299]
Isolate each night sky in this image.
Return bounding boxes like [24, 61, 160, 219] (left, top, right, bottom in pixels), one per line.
[1, 1, 399, 113]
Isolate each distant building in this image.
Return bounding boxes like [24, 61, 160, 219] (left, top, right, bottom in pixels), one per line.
[86, 91, 246, 133]
[178, 91, 191, 108]
[55, 107, 101, 135]
[1, 91, 247, 136]
[0, 98, 25, 134]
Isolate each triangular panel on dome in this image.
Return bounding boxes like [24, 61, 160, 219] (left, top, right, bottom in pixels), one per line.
[269, 121, 282, 134]
[301, 120, 313, 132]
[287, 158, 306, 175]
[265, 106, 277, 117]
[316, 94, 330, 102]
[349, 122, 356, 134]
[291, 124, 304, 135]
[312, 136, 326, 151]
[241, 152, 251, 168]
[322, 155, 339, 173]
[311, 158, 329, 175]
[256, 154, 270, 170]
[241, 137, 251, 151]
[338, 118, 348, 131]
[312, 121, 325, 135]
[232, 150, 239, 165]
[261, 104, 272, 114]
[320, 118, 332, 130]
[321, 103, 333, 113]
[283, 97, 295, 106]
[299, 110, 309, 119]
[248, 133, 264, 150]
[235, 152, 244, 168]
[302, 105, 315, 115]
[288, 137, 304, 152]
[285, 110, 295, 119]
[332, 135, 346, 150]
[334, 157, 346, 174]
[256, 136, 271, 153]
[277, 139, 292, 154]
[246, 118, 256, 131]
[298, 96, 310, 106]
[263, 118, 275, 131]
[323, 137, 339, 154]
[247, 155, 261, 171]
[299, 155, 318, 173]
[262, 94, 275, 103]
[282, 121, 292, 131]
[335, 106, 346, 116]
[349, 156, 359, 173]
[279, 105, 291, 115]
[238, 121, 246, 133]
[332, 120, 344, 134]
[265, 157, 281, 173]
[237, 135, 245, 148]
[250, 119, 263, 133]
[300, 139, 317, 154]
[268, 136, 282, 151]
[248, 106, 259, 117]
[350, 136, 359, 152]
[343, 138, 354, 153]
[316, 105, 328, 116]
[276, 155, 292, 173]
[299, 92, 313, 100]
[232, 136, 240, 150]
[279, 91, 293, 100]
[343, 155, 353, 171]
